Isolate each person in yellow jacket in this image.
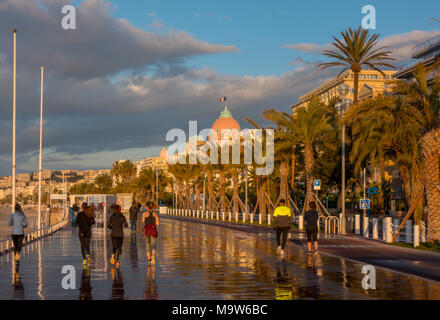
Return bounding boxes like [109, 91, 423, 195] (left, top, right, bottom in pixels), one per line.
[273, 199, 292, 256]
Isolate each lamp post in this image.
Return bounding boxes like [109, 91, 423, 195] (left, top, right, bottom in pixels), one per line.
[244, 166, 248, 217]
[202, 172, 206, 212]
[336, 83, 351, 234]
[155, 167, 159, 204]
[11, 29, 17, 213]
[38, 66, 44, 229]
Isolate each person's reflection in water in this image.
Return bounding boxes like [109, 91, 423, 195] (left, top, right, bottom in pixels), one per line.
[12, 271, 24, 300]
[301, 254, 320, 299]
[79, 266, 93, 300]
[130, 233, 138, 269]
[144, 265, 158, 300]
[274, 260, 292, 300]
[110, 268, 124, 300]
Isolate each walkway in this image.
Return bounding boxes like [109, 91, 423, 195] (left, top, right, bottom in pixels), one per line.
[0, 216, 439, 299]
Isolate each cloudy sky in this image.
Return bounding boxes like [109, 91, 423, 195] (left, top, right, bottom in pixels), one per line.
[0, 0, 439, 175]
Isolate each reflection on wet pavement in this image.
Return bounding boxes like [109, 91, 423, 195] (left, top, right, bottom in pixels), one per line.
[0, 216, 440, 299]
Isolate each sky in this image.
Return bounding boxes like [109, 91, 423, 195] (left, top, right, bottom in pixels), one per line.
[0, 0, 439, 175]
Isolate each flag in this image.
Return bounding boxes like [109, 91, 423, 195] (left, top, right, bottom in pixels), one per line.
[219, 96, 227, 102]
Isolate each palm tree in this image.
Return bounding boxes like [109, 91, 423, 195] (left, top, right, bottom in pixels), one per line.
[394, 64, 440, 240]
[318, 26, 395, 103]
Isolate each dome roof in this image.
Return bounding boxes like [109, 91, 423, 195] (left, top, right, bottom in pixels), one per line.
[159, 147, 168, 159]
[211, 106, 241, 133]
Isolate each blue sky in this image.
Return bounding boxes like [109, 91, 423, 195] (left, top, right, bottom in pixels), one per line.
[0, 0, 439, 174]
[107, 0, 440, 76]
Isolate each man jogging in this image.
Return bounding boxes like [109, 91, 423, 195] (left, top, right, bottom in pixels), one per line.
[108, 204, 128, 268]
[304, 201, 319, 254]
[273, 199, 291, 256]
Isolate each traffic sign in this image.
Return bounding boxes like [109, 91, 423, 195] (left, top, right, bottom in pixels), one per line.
[313, 179, 321, 190]
[360, 199, 370, 210]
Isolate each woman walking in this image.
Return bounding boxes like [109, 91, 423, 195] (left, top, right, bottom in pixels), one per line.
[75, 205, 95, 266]
[142, 201, 159, 265]
[304, 201, 319, 254]
[108, 204, 128, 268]
[8, 204, 28, 263]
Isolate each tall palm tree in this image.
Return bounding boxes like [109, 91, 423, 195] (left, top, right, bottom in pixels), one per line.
[394, 64, 440, 240]
[318, 26, 395, 103]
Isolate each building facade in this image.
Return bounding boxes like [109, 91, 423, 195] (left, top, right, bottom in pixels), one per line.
[292, 69, 396, 111]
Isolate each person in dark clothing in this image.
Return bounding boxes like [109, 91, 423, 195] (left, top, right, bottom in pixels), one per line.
[75, 205, 95, 266]
[129, 201, 139, 232]
[304, 201, 319, 254]
[8, 204, 28, 263]
[273, 199, 291, 256]
[108, 204, 128, 268]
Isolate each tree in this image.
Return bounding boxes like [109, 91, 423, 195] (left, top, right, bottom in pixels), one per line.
[111, 160, 136, 186]
[318, 26, 395, 103]
[94, 173, 113, 193]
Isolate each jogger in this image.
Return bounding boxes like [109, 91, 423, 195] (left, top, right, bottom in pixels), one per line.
[8, 204, 28, 262]
[304, 201, 319, 254]
[142, 201, 159, 265]
[108, 204, 128, 268]
[273, 199, 292, 256]
[129, 201, 139, 232]
[75, 204, 95, 266]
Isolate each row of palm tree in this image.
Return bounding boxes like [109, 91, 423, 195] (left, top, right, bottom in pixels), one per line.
[166, 26, 440, 242]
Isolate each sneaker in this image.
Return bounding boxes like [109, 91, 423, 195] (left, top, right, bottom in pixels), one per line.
[276, 246, 281, 254]
[151, 255, 156, 265]
[87, 255, 93, 265]
[280, 250, 285, 256]
[116, 261, 120, 268]
[110, 254, 115, 265]
[147, 258, 151, 265]
[82, 259, 87, 267]
[15, 253, 20, 261]
[313, 249, 318, 255]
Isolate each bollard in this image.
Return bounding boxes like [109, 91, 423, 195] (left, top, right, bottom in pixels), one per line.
[228, 212, 231, 222]
[363, 217, 369, 238]
[385, 217, 392, 243]
[393, 219, 400, 242]
[339, 213, 343, 233]
[414, 224, 420, 248]
[242, 212, 246, 223]
[235, 212, 238, 222]
[299, 215, 304, 230]
[372, 218, 378, 239]
[196, 210, 200, 218]
[216, 211, 219, 220]
[405, 220, 413, 244]
[268, 214, 271, 226]
[258, 214, 262, 225]
[355, 215, 360, 235]
[250, 213, 254, 224]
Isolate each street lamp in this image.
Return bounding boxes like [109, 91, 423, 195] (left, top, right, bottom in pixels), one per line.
[155, 167, 159, 204]
[336, 83, 352, 234]
[244, 166, 248, 217]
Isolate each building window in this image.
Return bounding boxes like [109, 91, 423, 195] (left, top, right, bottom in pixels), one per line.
[371, 74, 378, 79]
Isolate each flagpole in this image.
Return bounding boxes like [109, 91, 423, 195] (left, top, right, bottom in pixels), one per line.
[38, 66, 44, 229]
[11, 29, 17, 213]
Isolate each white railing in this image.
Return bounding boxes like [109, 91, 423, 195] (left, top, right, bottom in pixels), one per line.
[346, 214, 430, 247]
[0, 219, 69, 256]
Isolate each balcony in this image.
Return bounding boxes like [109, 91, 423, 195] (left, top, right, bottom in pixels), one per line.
[412, 33, 440, 59]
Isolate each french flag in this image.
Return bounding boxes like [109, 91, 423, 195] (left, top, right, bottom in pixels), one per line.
[219, 96, 227, 102]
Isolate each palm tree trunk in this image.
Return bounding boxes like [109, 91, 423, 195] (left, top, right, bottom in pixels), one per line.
[353, 71, 359, 104]
[219, 173, 226, 213]
[279, 161, 289, 201]
[304, 145, 314, 207]
[232, 173, 239, 214]
[422, 129, 440, 241]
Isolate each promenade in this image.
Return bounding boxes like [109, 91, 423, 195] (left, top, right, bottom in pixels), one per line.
[1, 216, 439, 300]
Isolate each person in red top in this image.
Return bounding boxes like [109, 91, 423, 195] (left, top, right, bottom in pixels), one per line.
[142, 201, 160, 265]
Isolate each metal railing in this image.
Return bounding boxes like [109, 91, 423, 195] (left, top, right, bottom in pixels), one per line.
[0, 219, 69, 256]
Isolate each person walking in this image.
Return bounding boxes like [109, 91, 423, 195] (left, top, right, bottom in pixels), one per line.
[75, 205, 95, 266]
[8, 204, 28, 263]
[108, 204, 128, 268]
[129, 201, 139, 233]
[142, 201, 159, 265]
[273, 199, 291, 256]
[304, 201, 319, 254]
[71, 203, 80, 227]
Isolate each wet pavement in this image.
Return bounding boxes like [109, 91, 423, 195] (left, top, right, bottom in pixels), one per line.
[1, 216, 440, 300]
